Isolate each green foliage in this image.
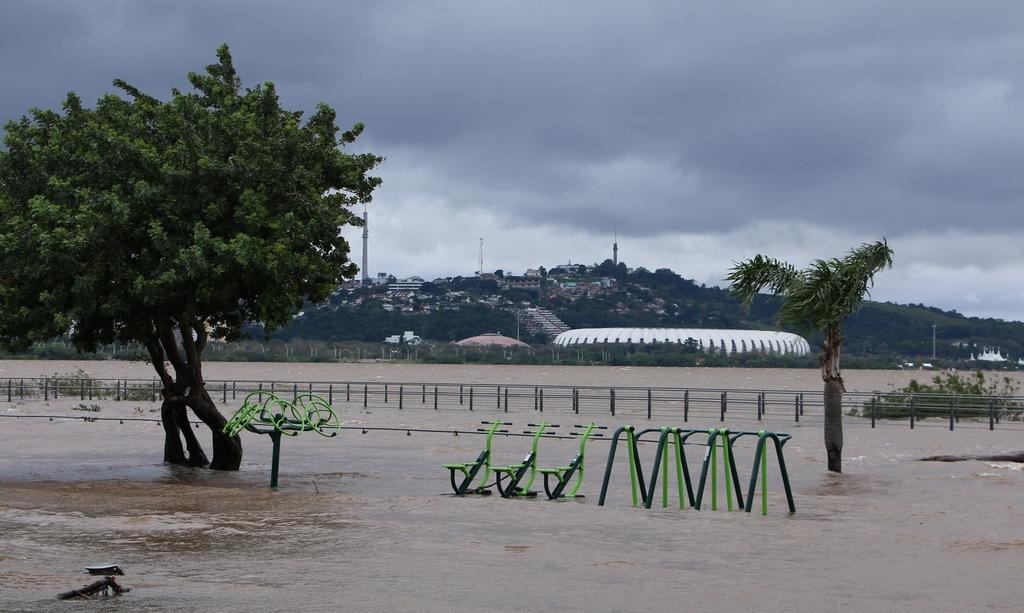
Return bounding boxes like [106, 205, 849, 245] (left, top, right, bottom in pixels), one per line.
[728, 241, 894, 336]
[0, 44, 381, 352]
[857, 371, 1023, 420]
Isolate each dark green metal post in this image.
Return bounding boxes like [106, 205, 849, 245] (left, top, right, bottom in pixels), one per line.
[269, 430, 283, 488]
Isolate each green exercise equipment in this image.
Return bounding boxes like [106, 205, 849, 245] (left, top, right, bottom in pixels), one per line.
[493, 421, 555, 497]
[538, 423, 607, 499]
[222, 391, 340, 487]
[442, 420, 509, 495]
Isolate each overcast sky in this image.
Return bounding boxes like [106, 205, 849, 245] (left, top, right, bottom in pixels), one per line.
[3, 1, 1024, 321]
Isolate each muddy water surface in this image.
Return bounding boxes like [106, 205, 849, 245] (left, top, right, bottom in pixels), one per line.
[1, 362, 1023, 611]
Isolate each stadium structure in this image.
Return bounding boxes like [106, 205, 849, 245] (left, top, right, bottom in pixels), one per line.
[553, 328, 811, 356]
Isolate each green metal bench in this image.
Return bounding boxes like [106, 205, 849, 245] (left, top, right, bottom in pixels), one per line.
[442, 420, 509, 495]
[538, 423, 606, 499]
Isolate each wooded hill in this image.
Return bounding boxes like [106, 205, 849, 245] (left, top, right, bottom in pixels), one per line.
[274, 261, 1024, 360]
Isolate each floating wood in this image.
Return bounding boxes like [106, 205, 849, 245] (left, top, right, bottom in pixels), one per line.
[57, 576, 129, 600]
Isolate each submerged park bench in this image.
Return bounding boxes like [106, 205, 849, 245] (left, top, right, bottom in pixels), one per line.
[223, 391, 341, 487]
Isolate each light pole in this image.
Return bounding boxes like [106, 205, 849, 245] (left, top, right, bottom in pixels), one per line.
[932, 324, 936, 360]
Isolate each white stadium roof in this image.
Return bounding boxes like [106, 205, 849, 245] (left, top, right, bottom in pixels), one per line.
[553, 328, 811, 355]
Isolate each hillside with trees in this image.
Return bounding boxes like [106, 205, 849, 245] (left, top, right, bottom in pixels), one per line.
[268, 259, 1024, 363]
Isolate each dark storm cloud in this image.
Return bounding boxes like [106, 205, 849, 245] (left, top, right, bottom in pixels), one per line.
[3, 1, 1023, 238]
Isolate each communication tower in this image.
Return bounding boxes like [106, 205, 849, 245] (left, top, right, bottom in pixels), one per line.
[478, 237, 484, 276]
[613, 228, 618, 265]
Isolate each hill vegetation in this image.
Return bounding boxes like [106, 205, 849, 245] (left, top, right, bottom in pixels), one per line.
[265, 260, 1024, 364]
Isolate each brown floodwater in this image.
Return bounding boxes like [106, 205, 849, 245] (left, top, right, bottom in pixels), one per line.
[1, 361, 1023, 611]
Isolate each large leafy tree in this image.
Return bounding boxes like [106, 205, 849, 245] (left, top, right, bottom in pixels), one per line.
[727, 240, 893, 472]
[0, 46, 382, 469]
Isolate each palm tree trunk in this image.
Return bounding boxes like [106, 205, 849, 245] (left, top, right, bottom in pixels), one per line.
[821, 326, 844, 473]
[823, 379, 843, 472]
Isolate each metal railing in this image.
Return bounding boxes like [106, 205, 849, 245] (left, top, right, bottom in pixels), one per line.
[4, 376, 1023, 431]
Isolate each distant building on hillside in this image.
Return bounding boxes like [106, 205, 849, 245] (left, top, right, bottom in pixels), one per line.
[389, 276, 424, 292]
[384, 330, 421, 345]
[499, 276, 542, 290]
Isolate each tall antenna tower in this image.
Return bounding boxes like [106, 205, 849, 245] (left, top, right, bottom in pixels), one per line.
[613, 227, 618, 265]
[478, 237, 484, 276]
[361, 206, 369, 283]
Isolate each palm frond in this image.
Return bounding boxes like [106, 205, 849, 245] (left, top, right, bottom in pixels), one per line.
[735, 239, 894, 335]
[726, 255, 798, 309]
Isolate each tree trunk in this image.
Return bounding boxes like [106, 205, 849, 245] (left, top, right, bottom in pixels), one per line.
[176, 404, 211, 467]
[921, 452, 1024, 462]
[187, 386, 242, 470]
[147, 319, 241, 471]
[161, 398, 187, 465]
[821, 325, 844, 473]
[823, 379, 843, 473]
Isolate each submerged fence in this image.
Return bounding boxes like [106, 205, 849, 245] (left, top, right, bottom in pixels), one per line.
[3, 375, 1023, 431]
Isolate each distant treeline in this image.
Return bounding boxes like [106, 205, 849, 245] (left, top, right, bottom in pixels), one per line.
[6, 337, 1019, 371]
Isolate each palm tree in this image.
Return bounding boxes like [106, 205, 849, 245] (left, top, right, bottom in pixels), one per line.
[727, 240, 894, 473]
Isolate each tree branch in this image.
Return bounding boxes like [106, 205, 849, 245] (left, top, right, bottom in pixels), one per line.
[157, 318, 189, 382]
[144, 334, 174, 390]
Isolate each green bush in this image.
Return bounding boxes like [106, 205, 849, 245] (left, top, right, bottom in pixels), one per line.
[857, 371, 1023, 420]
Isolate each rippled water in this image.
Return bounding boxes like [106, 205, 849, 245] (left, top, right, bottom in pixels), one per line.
[2, 362, 1023, 611]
